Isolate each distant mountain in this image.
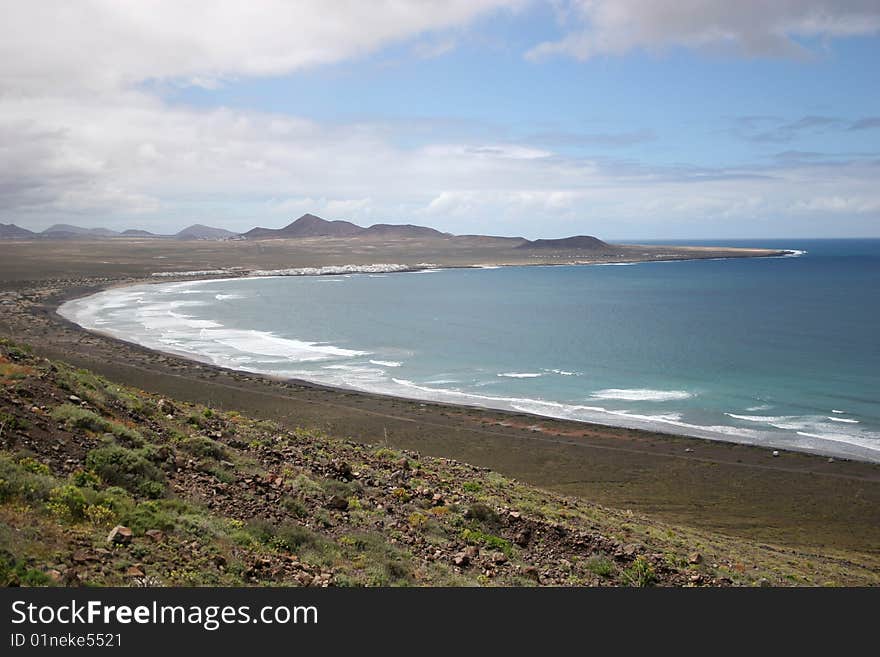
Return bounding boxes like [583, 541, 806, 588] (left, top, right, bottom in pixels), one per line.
[175, 224, 238, 240]
[6, 214, 611, 249]
[244, 214, 362, 239]
[518, 236, 610, 250]
[121, 229, 159, 237]
[362, 223, 449, 239]
[42, 224, 120, 238]
[0, 223, 36, 239]
[244, 213, 453, 240]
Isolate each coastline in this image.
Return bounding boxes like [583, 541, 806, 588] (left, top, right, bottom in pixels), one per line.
[60, 247, 879, 467]
[2, 241, 879, 555]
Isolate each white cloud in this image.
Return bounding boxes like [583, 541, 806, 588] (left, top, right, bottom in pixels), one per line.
[1, 0, 520, 93]
[528, 0, 880, 60]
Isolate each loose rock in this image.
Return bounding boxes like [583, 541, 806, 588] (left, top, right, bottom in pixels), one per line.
[106, 525, 133, 545]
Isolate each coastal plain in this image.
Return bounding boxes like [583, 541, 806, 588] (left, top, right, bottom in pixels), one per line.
[1, 236, 878, 585]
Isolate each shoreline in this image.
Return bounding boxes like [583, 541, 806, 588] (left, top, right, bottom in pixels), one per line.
[58, 246, 879, 468]
[3, 243, 879, 554]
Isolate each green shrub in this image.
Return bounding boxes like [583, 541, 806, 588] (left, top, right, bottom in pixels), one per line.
[0, 411, 29, 431]
[186, 413, 206, 429]
[0, 553, 51, 587]
[46, 485, 88, 521]
[289, 473, 323, 496]
[281, 496, 308, 518]
[323, 479, 360, 498]
[373, 447, 401, 460]
[460, 528, 513, 556]
[0, 454, 56, 504]
[118, 500, 177, 535]
[246, 519, 320, 552]
[51, 404, 108, 431]
[623, 557, 657, 587]
[341, 533, 413, 586]
[70, 469, 101, 489]
[96, 486, 135, 513]
[17, 457, 50, 476]
[179, 435, 227, 460]
[84, 504, 115, 526]
[465, 503, 501, 528]
[51, 404, 143, 446]
[462, 481, 482, 493]
[85, 445, 164, 497]
[586, 557, 616, 578]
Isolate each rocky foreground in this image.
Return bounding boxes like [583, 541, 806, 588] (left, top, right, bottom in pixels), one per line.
[1, 338, 875, 587]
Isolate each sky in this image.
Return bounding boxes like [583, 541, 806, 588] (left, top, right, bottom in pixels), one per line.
[1, 1, 879, 239]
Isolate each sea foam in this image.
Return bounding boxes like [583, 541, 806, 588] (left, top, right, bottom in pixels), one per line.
[591, 388, 694, 402]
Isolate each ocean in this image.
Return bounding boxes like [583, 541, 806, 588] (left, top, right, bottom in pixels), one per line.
[60, 239, 880, 463]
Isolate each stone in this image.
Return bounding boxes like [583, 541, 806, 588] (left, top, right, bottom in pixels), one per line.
[145, 529, 165, 542]
[621, 543, 640, 557]
[522, 566, 541, 583]
[68, 395, 81, 403]
[125, 566, 145, 578]
[514, 529, 531, 547]
[331, 460, 353, 479]
[688, 552, 703, 565]
[106, 525, 133, 545]
[452, 552, 470, 567]
[491, 551, 508, 565]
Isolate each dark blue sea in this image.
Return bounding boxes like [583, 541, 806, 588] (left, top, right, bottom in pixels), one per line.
[61, 239, 880, 462]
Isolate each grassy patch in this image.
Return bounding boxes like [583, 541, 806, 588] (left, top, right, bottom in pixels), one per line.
[84, 444, 164, 498]
[0, 411, 29, 431]
[52, 404, 144, 446]
[0, 552, 51, 587]
[623, 557, 657, 587]
[460, 528, 513, 557]
[0, 454, 57, 504]
[586, 556, 616, 578]
[247, 518, 322, 553]
[179, 435, 228, 460]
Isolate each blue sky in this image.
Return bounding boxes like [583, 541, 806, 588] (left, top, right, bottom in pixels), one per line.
[3, 1, 879, 238]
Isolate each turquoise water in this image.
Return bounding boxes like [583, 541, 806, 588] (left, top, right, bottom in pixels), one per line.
[61, 239, 880, 462]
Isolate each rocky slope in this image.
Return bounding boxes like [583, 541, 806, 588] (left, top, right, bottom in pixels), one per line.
[1, 338, 874, 587]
